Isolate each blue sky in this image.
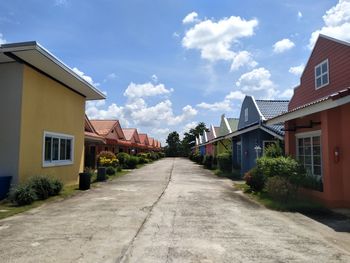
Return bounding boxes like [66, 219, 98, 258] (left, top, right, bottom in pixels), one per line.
[0, 0, 347, 144]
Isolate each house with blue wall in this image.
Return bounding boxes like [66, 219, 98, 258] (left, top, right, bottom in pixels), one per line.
[229, 96, 288, 175]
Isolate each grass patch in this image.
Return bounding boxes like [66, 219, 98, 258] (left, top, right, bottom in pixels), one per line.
[214, 169, 242, 180]
[0, 169, 131, 220]
[233, 182, 331, 215]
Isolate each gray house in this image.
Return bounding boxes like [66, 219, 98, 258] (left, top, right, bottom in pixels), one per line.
[230, 96, 288, 175]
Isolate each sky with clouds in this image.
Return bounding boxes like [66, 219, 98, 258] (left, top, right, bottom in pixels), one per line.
[0, 0, 348, 144]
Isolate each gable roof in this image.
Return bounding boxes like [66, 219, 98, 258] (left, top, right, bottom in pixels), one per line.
[255, 100, 289, 120]
[218, 114, 232, 136]
[84, 115, 105, 143]
[122, 128, 140, 143]
[0, 41, 105, 100]
[227, 118, 239, 132]
[148, 137, 155, 146]
[139, 133, 149, 145]
[90, 120, 125, 139]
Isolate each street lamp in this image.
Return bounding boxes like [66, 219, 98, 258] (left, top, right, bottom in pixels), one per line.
[254, 145, 262, 159]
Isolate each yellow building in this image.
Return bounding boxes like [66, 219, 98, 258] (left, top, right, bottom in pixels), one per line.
[0, 42, 105, 185]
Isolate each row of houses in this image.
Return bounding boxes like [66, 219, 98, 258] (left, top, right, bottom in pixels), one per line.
[84, 116, 161, 168]
[195, 34, 350, 208]
[0, 41, 161, 191]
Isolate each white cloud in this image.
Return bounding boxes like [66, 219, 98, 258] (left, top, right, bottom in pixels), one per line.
[236, 67, 277, 99]
[309, 0, 350, 48]
[182, 16, 258, 62]
[172, 32, 180, 39]
[183, 122, 197, 133]
[230, 50, 258, 71]
[298, 11, 303, 19]
[273, 38, 295, 53]
[0, 33, 6, 45]
[225, 90, 245, 101]
[55, 0, 68, 6]
[197, 100, 232, 112]
[72, 67, 100, 87]
[103, 73, 117, 82]
[151, 74, 158, 83]
[123, 82, 173, 99]
[86, 81, 197, 144]
[279, 88, 294, 99]
[182, 12, 200, 24]
[289, 64, 305, 76]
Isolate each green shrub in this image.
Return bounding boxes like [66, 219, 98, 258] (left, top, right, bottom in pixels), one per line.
[117, 152, 130, 168]
[28, 176, 52, 200]
[116, 166, 122, 172]
[125, 156, 139, 169]
[217, 152, 232, 172]
[203, 155, 213, 169]
[97, 151, 119, 167]
[256, 156, 300, 179]
[49, 178, 63, 196]
[244, 168, 266, 192]
[137, 153, 150, 164]
[299, 174, 323, 192]
[266, 176, 296, 201]
[9, 184, 36, 206]
[264, 142, 284, 158]
[106, 166, 116, 176]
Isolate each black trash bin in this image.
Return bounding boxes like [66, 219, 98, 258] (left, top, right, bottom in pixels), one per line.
[97, 167, 107, 181]
[79, 172, 91, 190]
[0, 176, 12, 200]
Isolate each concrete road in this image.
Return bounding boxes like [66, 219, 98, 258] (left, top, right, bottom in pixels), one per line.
[0, 158, 350, 262]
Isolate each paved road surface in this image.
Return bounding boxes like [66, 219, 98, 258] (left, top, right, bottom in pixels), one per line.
[0, 158, 350, 262]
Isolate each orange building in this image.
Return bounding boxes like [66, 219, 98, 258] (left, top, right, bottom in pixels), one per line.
[267, 35, 350, 207]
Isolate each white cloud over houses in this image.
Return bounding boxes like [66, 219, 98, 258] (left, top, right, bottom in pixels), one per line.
[225, 90, 245, 101]
[289, 64, 305, 76]
[309, 0, 350, 48]
[182, 15, 258, 70]
[273, 38, 295, 53]
[182, 12, 200, 24]
[236, 67, 277, 99]
[298, 11, 303, 19]
[72, 67, 100, 87]
[85, 81, 197, 144]
[123, 82, 173, 99]
[279, 88, 294, 99]
[197, 100, 232, 112]
[230, 51, 258, 71]
[0, 33, 6, 44]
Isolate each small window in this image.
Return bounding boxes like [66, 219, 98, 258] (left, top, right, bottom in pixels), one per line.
[244, 108, 248, 122]
[43, 132, 74, 167]
[315, 59, 329, 89]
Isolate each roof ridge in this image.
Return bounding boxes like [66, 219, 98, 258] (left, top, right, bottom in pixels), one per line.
[255, 99, 289, 102]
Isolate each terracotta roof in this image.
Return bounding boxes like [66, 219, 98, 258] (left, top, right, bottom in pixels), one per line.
[139, 133, 149, 145]
[148, 137, 155, 146]
[90, 120, 121, 136]
[122, 128, 136, 141]
[84, 131, 105, 143]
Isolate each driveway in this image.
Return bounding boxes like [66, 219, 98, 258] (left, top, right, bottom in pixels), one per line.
[0, 158, 349, 262]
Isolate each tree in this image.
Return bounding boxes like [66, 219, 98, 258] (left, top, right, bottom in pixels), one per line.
[165, 131, 181, 157]
[181, 122, 209, 156]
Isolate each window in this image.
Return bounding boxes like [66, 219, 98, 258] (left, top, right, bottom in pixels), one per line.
[244, 108, 248, 122]
[315, 59, 329, 89]
[43, 132, 74, 167]
[296, 131, 322, 178]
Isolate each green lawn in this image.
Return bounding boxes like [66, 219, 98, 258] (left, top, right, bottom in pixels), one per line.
[0, 169, 130, 220]
[234, 182, 331, 215]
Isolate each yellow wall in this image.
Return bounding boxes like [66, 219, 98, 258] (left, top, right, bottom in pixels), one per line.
[18, 65, 85, 185]
[216, 139, 232, 155]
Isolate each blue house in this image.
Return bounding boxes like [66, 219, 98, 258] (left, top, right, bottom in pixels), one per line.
[230, 96, 288, 175]
[198, 133, 206, 156]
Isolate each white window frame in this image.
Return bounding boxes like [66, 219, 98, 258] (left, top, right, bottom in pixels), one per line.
[295, 130, 322, 178]
[315, 59, 329, 90]
[244, 108, 248, 122]
[42, 131, 74, 167]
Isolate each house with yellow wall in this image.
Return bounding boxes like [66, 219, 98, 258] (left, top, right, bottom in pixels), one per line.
[214, 114, 238, 155]
[0, 41, 105, 187]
